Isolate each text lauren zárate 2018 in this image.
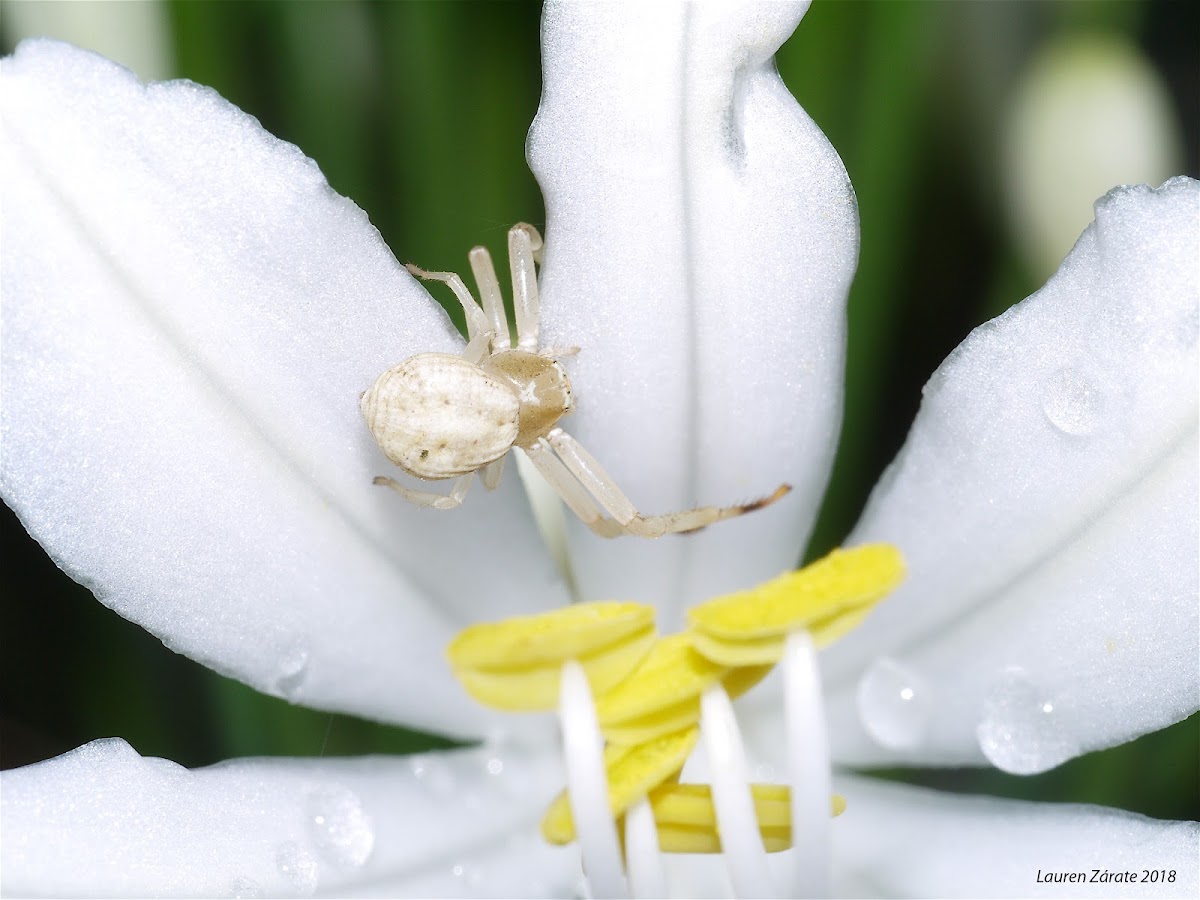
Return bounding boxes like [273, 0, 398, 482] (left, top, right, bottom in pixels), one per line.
[1035, 869, 1177, 885]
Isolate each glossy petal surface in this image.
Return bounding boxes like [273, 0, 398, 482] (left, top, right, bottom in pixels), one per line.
[529, 1, 857, 624]
[0, 738, 578, 898]
[0, 40, 566, 737]
[833, 776, 1200, 899]
[821, 179, 1199, 767]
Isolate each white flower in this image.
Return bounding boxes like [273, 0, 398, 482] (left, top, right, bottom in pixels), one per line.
[1, 3, 1196, 898]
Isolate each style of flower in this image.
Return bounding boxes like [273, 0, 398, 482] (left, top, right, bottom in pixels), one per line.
[1, 3, 1196, 898]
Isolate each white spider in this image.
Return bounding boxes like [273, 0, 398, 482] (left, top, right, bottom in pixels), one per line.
[360, 224, 790, 538]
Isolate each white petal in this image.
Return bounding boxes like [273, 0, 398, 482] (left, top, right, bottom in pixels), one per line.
[832, 776, 1199, 899]
[822, 178, 1199, 768]
[0, 40, 566, 737]
[529, 2, 857, 623]
[0, 738, 578, 899]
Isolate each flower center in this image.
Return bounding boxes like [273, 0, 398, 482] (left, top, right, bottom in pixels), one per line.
[446, 545, 904, 898]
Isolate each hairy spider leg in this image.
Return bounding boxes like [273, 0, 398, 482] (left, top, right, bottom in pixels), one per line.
[525, 428, 791, 539]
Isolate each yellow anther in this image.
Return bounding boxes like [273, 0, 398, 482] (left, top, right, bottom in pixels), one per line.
[643, 783, 847, 854]
[596, 635, 728, 744]
[542, 727, 699, 845]
[600, 697, 702, 747]
[447, 601, 656, 711]
[690, 631, 788, 667]
[688, 545, 904, 666]
[722, 662, 774, 699]
[450, 601, 654, 667]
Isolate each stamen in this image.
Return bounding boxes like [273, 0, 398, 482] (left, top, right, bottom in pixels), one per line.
[688, 545, 905, 664]
[646, 782, 846, 853]
[559, 660, 627, 898]
[444, 544, 906, 898]
[783, 629, 831, 898]
[597, 634, 728, 744]
[543, 727, 698, 844]
[448, 602, 655, 710]
[700, 684, 775, 898]
[624, 797, 666, 899]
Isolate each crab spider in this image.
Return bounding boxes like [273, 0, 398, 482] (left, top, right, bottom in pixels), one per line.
[360, 224, 791, 538]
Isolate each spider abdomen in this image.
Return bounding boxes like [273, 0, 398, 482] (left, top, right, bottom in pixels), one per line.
[361, 353, 519, 479]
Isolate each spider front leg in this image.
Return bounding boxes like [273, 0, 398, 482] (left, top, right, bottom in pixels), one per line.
[406, 264, 496, 362]
[508, 223, 542, 352]
[533, 428, 791, 538]
[373, 473, 474, 510]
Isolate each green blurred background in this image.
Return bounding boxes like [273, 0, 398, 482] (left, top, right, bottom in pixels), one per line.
[1, 0, 1196, 824]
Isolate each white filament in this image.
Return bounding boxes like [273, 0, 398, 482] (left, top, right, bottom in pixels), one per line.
[783, 630, 831, 897]
[568, 635, 834, 900]
[559, 660, 627, 898]
[700, 684, 776, 898]
[624, 797, 666, 899]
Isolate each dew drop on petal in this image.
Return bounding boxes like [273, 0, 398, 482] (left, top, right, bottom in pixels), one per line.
[228, 876, 263, 899]
[273, 644, 310, 698]
[976, 667, 1079, 774]
[306, 785, 375, 868]
[275, 841, 319, 896]
[410, 754, 456, 797]
[1041, 366, 1105, 436]
[856, 657, 933, 750]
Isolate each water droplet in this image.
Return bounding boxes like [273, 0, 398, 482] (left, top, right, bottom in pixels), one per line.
[486, 756, 504, 776]
[856, 657, 933, 750]
[1041, 366, 1105, 436]
[976, 667, 1079, 774]
[306, 785, 374, 868]
[452, 863, 466, 879]
[274, 644, 310, 698]
[275, 841, 318, 896]
[228, 876, 263, 899]
[410, 754, 455, 797]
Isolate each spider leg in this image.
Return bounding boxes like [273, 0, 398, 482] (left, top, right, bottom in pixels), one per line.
[469, 245, 510, 350]
[522, 442, 624, 538]
[406, 264, 492, 346]
[539, 345, 581, 359]
[521, 222, 545, 265]
[480, 455, 506, 491]
[543, 428, 791, 538]
[461, 329, 492, 365]
[509, 223, 542, 352]
[372, 473, 474, 510]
